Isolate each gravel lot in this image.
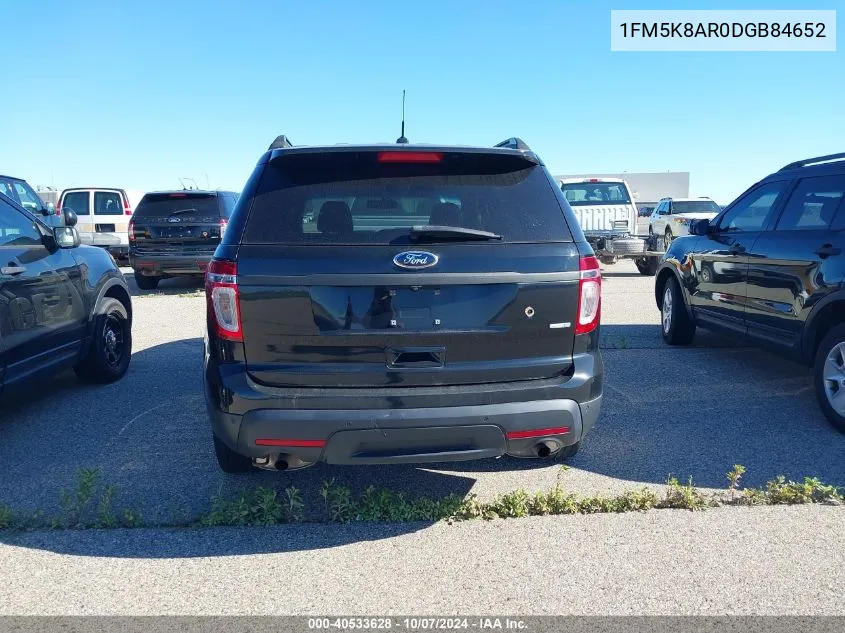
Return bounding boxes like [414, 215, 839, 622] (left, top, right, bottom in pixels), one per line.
[1, 506, 843, 615]
[0, 261, 843, 523]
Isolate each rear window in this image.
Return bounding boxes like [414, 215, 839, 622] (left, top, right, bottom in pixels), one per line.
[134, 193, 222, 221]
[62, 191, 90, 215]
[94, 191, 123, 216]
[561, 182, 631, 205]
[672, 200, 721, 214]
[242, 151, 572, 245]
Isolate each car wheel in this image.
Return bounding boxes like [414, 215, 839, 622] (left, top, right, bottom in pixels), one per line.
[635, 257, 658, 276]
[813, 324, 845, 434]
[74, 298, 132, 384]
[134, 273, 159, 291]
[664, 229, 673, 249]
[699, 264, 713, 283]
[660, 276, 695, 345]
[213, 435, 254, 473]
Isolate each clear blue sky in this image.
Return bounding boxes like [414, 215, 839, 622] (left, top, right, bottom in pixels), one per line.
[2, 0, 842, 204]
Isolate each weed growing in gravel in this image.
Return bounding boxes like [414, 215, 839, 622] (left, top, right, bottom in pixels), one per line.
[726, 464, 746, 501]
[200, 486, 304, 527]
[320, 479, 356, 523]
[97, 485, 118, 528]
[0, 465, 841, 531]
[57, 468, 101, 528]
[763, 476, 842, 505]
[661, 476, 711, 511]
[121, 508, 144, 528]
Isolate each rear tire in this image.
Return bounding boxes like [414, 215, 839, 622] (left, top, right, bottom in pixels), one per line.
[134, 273, 159, 291]
[664, 229, 673, 249]
[660, 276, 695, 346]
[213, 435, 254, 473]
[74, 298, 132, 384]
[813, 324, 845, 434]
[635, 257, 658, 276]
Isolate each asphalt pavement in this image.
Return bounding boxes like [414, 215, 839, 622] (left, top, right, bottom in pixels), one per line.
[1, 506, 842, 614]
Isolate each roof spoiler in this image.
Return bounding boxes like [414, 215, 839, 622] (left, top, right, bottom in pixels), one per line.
[269, 135, 294, 150]
[779, 151, 845, 172]
[494, 137, 531, 151]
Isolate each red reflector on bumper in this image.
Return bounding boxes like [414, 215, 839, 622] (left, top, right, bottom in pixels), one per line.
[255, 439, 326, 448]
[506, 427, 570, 440]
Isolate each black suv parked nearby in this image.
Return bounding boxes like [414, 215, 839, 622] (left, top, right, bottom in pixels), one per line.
[656, 152, 845, 433]
[0, 194, 132, 398]
[129, 190, 239, 290]
[0, 174, 63, 228]
[204, 135, 604, 472]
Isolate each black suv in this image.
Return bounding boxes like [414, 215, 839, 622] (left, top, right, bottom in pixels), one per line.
[129, 190, 239, 290]
[204, 135, 604, 473]
[1, 174, 63, 228]
[0, 194, 132, 398]
[655, 152, 845, 432]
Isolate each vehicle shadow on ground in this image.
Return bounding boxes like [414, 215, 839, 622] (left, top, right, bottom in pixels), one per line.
[121, 271, 205, 298]
[1, 327, 843, 558]
[0, 338, 475, 557]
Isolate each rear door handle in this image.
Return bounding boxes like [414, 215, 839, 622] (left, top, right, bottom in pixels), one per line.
[815, 244, 841, 258]
[1, 265, 26, 276]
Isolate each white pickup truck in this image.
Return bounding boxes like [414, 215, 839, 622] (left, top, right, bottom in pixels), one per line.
[559, 177, 662, 275]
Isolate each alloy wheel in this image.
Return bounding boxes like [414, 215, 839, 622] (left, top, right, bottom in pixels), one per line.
[662, 285, 673, 334]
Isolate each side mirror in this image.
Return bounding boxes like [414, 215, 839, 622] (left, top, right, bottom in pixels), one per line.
[53, 226, 81, 249]
[63, 209, 78, 227]
[690, 219, 712, 236]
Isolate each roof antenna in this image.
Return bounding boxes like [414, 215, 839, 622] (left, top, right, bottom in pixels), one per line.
[396, 90, 409, 144]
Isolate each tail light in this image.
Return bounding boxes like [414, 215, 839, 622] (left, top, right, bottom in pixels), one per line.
[123, 198, 132, 215]
[206, 260, 242, 341]
[128, 219, 135, 241]
[575, 255, 601, 335]
[219, 218, 228, 237]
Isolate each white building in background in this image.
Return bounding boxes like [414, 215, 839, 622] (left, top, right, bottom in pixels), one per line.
[554, 172, 690, 209]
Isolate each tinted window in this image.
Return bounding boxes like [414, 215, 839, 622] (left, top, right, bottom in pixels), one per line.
[671, 200, 722, 214]
[94, 191, 123, 216]
[775, 175, 845, 231]
[62, 191, 90, 215]
[134, 192, 222, 221]
[0, 197, 41, 246]
[13, 181, 44, 212]
[561, 182, 631, 205]
[221, 193, 237, 218]
[0, 179, 15, 202]
[718, 182, 788, 232]
[657, 202, 669, 214]
[243, 152, 572, 245]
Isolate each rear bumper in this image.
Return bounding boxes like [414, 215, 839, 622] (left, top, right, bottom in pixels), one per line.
[205, 347, 603, 465]
[130, 252, 214, 276]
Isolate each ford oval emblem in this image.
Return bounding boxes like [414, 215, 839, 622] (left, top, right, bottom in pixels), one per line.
[167, 217, 181, 223]
[393, 251, 439, 270]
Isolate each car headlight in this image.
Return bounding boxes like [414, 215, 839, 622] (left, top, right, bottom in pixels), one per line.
[673, 217, 692, 224]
